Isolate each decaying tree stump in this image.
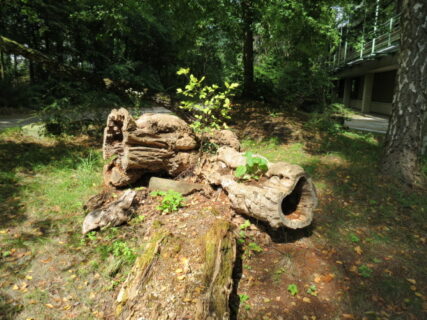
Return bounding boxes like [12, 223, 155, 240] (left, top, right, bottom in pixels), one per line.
[200, 147, 318, 229]
[103, 108, 200, 187]
[115, 219, 236, 320]
[101, 109, 316, 230]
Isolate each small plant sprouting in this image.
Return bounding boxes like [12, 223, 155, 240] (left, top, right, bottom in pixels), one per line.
[349, 233, 360, 243]
[238, 220, 251, 244]
[358, 264, 373, 278]
[235, 152, 268, 181]
[307, 284, 318, 296]
[247, 242, 263, 253]
[131, 214, 145, 225]
[239, 220, 251, 230]
[150, 190, 185, 213]
[288, 283, 298, 296]
[238, 293, 251, 310]
[86, 231, 97, 241]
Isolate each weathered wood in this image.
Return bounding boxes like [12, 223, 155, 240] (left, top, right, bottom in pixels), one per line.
[201, 147, 317, 229]
[148, 177, 206, 195]
[114, 219, 236, 320]
[102, 109, 199, 187]
[82, 190, 136, 234]
[196, 220, 236, 319]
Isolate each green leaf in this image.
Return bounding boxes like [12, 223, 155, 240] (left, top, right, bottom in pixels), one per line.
[287, 284, 298, 296]
[235, 166, 247, 178]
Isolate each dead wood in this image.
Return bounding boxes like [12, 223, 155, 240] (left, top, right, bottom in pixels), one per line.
[200, 147, 317, 229]
[82, 190, 136, 234]
[102, 109, 199, 187]
[114, 219, 236, 320]
[148, 177, 206, 195]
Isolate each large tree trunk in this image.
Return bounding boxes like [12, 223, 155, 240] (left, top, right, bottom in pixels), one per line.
[242, 0, 254, 97]
[382, 0, 427, 186]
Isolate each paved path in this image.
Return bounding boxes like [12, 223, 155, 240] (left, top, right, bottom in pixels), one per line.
[344, 113, 389, 134]
[0, 113, 40, 130]
[0, 106, 172, 130]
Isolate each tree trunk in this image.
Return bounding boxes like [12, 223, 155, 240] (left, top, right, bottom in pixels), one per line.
[382, 0, 427, 186]
[242, 0, 254, 97]
[0, 49, 5, 79]
[115, 219, 236, 320]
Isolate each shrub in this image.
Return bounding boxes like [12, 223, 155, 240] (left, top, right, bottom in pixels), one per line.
[176, 68, 239, 133]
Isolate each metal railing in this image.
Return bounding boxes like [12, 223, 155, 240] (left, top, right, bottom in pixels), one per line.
[332, 13, 401, 68]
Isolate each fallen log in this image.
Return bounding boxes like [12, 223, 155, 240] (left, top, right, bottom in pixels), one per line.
[200, 147, 317, 229]
[115, 219, 236, 320]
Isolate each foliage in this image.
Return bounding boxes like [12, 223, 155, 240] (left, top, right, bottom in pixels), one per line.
[235, 152, 269, 180]
[247, 242, 263, 253]
[358, 265, 373, 278]
[150, 190, 185, 213]
[307, 284, 318, 296]
[238, 293, 251, 311]
[287, 283, 298, 296]
[176, 68, 239, 132]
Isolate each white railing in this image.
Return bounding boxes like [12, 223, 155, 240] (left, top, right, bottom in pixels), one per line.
[332, 13, 401, 68]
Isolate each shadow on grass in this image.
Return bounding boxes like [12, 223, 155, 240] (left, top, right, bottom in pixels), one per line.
[0, 135, 96, 229]
[301, 131, 427, 319]
[0, 292, 22, 320]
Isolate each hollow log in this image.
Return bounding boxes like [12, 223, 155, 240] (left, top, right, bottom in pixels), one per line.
[201, 147, 317, 229]
[115, 219, 236, 320]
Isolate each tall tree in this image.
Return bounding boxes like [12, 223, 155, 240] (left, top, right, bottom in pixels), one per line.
[241, 0, 254, 96]
[382, 0, 427, 186]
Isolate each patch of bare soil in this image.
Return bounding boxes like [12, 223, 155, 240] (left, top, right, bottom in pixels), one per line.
[229, 216, 343, 320]
[231, 103, 315, 144]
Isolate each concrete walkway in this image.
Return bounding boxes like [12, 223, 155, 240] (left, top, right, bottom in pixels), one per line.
[0, 106, 172, 131]
[344, 113, 389, 134]
[0, 113, 40, 130]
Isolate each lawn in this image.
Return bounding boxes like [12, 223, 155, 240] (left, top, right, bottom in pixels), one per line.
[0, 112, 426, 319]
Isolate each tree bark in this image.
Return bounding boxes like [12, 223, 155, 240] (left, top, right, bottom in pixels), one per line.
[242, 0, 254, 97]
[382, 0, 427, 186]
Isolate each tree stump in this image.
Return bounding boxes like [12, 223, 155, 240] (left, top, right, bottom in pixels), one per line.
[200, 147, 317, 229]
[102, 108, 199, 187]
[115, 219, 236, 320]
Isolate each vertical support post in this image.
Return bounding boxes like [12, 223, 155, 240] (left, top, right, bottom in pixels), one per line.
[371, 0, 380, 55]
[361, 73, 374, 113]
[344, 41, 348, 62]
[343, 78, 352, 108]
[388, 17, 394, 46]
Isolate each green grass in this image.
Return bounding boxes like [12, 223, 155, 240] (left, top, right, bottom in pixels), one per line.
[0, 128, 141, 319]
[242, 126, 427, 319]
[0, 117, 426, 319]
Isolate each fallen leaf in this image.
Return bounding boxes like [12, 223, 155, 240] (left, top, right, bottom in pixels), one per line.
[45, 303, 55, 309]
[177, 275, 185, 280]
[406, 279, 416, 285]
[302, 297, 311, 303]
[12, 284, 19, 290]
[410, 286, 416, 291]
[25, 275, 33, 280]
[342, 314, 354, 319]
[354, 246, 363, 255]
[175, 268, 183, 274]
